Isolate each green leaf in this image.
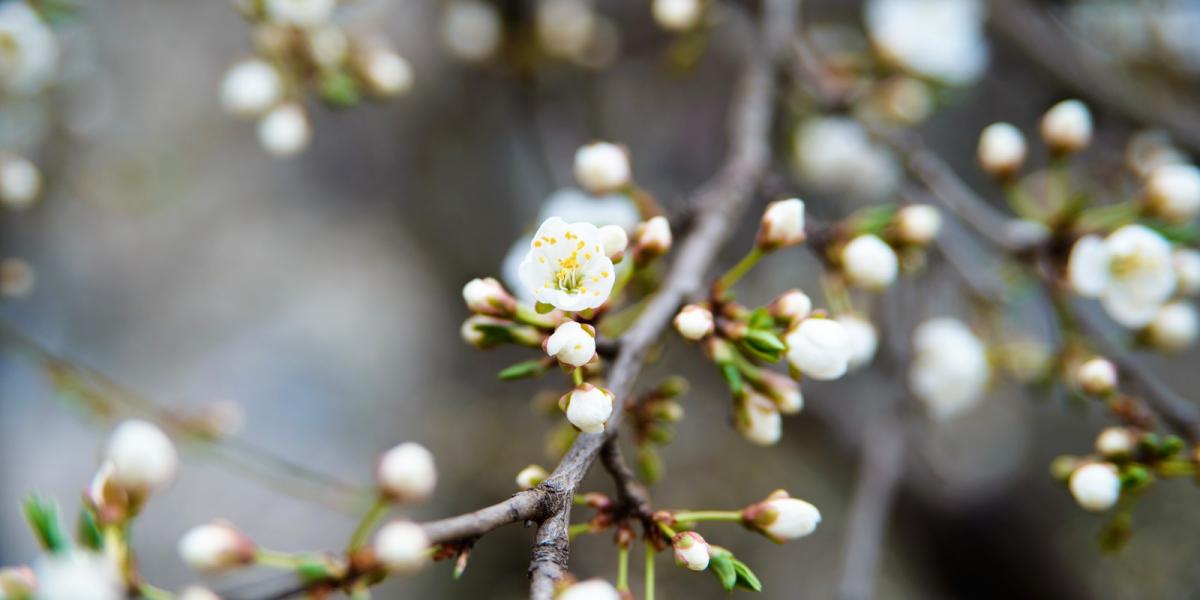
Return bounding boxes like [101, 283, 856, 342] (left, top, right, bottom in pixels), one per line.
[77, 509, 103, 551]
[738, 339, 782, 364]
[743, 330, 785, 353]
[22, 495, 69, 554]
[709, 553, 737, 591]
[319, 71, 361, 108]
[497, 359, 550, 380]
[730, 557, 763, 591]
[720, 362, 744, 396]
[747, 308, 774, 331]
[535, 302, 555, 314]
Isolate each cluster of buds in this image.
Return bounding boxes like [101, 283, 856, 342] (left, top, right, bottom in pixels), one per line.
[824, 203, 939, 292]
[369, 442, 438, 573]
[460, 277, 549, 350]
[221, 0, 414, 156]
[1054, 429, 1191, 519]
[627, 377, 687, 482]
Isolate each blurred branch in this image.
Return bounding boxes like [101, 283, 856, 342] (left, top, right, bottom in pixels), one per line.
[987, 0, 1200, 154]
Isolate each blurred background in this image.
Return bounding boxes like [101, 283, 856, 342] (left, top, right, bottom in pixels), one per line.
[3, 0, 1200, 598]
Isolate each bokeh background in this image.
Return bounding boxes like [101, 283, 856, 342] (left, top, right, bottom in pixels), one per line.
[3, 0, 1200, 598]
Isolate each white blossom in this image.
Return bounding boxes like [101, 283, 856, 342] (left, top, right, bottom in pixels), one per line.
[360, 49, 414, 97]
[598, 224, 628, 259]
[376, 442, 437, 502]
[635, 216, 672, 257]
[1067, 224, 1176, 328]
[671, 531, 710, 571]
[1144, 163, 1200, 221]
[462, 277, 515, 316]
[1069, 462, 1120, 512]
[1095, 427, 1136, 459]
[977, 122, 1026, 178]
[220, 59, 283, 118]
[841, 234, 899, 290]
[518, 217, 616, 311]
[573, 142, 630, 195]
[105, 419, 178, 493]
[652, 0, 702, 31]
[559, 579, 621, 600]
[515, 464, 548, 490]
[864, 0, 987, 85]
[785, 318, 853, 381]
[441, 0, 503, 63]
[307, 25, 349, 69]
[893, 204, 941, 245]
[908, 318, 990, 420]
[1146, 300, 1198, 352]
[265, 0, 336, 28]
[561, 383, 614, 433]
[178, 522, 255, 573]
[757, 198, 806, 249]
[34, 552, 121, 600]
[1040, 99, 1093, 154]
[769, 289, 812, 323]
[736, 391, 782, 446]
[537, 0, 596, 60]
[743, 490, 821, 542]
[0, 1, 59, 96]
[1076, 357, 1117, 395]
[673, 304, 714, 340]
[1174, 248, 1200, 295]
[0, 154, 41, 209]
[793, 117, 900, 200]
[257, 103, 312, 157]
[546, 320, 596, 367]
[836, 314, 878, 371]
[373, 521, 430, 574]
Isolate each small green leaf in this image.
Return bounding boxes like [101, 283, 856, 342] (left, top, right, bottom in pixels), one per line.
[747, 308, 774, 331]
[743, 330, 785, 353]
[720, 362, 744, 396]
[730, 558, 763, 591]
[535, 302, 555, 314]
[22, 495, 69, 554]
[77, 509, 103, 551]
[319, 71, 361, 108]
[497, 359, 550, 380]
[709, 553, 737, 591]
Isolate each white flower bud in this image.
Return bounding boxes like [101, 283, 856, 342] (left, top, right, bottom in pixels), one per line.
[652, 0, 701, 31]
[673, 304, 714, 341]
[598, 224, 628, 259]
[784, 318, 852, 381]
[757, 198, 806, 250]
[0, 257, 35, 299]
[1144, 163, 1200, 222]
[841, 234, 898, 290]
[536, 0, 596, 60]
[360, 49, 414, 97]
[179, 587, 222, 600]
[441, 0, 503, 62]
[1146, 301, 1198, 352]
[219, 59, 282, 118]
[307, 25, 349, 69]
[178, 522, 255, 573]
[893, 204, 941, 245]
[257, 103, 311, 157]
[462, 277, 516, 316]
[105, 419, 178, 493]
[836, 314, 878, 371]
[561, 383, 614, 434]
[635, 216, 672, 258]
[736, 392, 781, 446]
[769, 289, 812, 323]
[34, 552, 121, 600]
[909, 318, 990, 420]
[1095, 427, 1136, 459]
[1174, 249, 1200, 296]
[545, 320, 596, 367]
[376, 442, 437, 502]
[976, 122, 1026, 178]
[1076, 357, 1117, 395]
[1040, 99, 1092, 154]
[760, 371, 802, 415]
[1068, 462, 1120, 512]
[265, 0, 336, 27]
[515, 464, 548, 490]
[671, 531, 710, 571]
[743, 490, 821, 542]
[559, 579, 621, 600]
[0, 155, 42, 209]
[373, 521, 430, 574]
[574, 142, 630, 195]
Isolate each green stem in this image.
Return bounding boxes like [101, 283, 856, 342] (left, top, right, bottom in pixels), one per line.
[656, 521, 677, 538]
[138, 583, 174, 600]
[254, 548, 303, 570]
[672, 510, 744, 524]
[616, 544, 630, 592]
[346, 497, 391, 553]
[515, 303, 559, 329]
[568, 523, 592, 540]
[645, 540, 657, 600]
[713, 248, 764, 297]
[572, 368, 584, 387]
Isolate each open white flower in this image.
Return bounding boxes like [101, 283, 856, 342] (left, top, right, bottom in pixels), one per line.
[1069, 462, 1120, 512]
[0, 1, 59, 96]
[441, 0, 503, 63]
[1174, 248, 1200, 295]
[836, 314, 878, 371]
[908, 318, 990, 420]
[561, 383, 614, 433]
[374, 521, 430, 574]
[0, 154, 41, 209]
[842, 234, 899, 290]
[673, 304, 714, 340]
[560, 579, 621, 600]
[220, 59, 283, 118]
[518, 217, 616, 311]
[546, 320, 596, 367]
[742, 490, 821, 542]
[1144, 163, 1200, 221]
[105, 419, 178, 493]
[653, 0, 702, 31]
[178, 522, 255, 573]
[35, 552, 121, 600]
[1067, 224, 1176, 328]
[757, 198, 806, 249]
[574, 141, 630, 194]
[865, 0, 987, 85]
[736, 391, 782, 446]
[1146, 300, 1198, 352]
[785, 318, 852, 381]
[672, 531, 710, 571]
[265, 0, 336, 27]
[1041, 99, 1093, 154]
[977, 122, 1027, 178]
[377, 442, 437, 502]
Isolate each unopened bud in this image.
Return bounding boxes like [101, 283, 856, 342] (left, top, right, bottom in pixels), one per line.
[1040, 99, 1092, 154]
[841, 234, 898, 290]
[1143, 163, 1200, 222]
[462, 277, 516, 316]
[893, 204, 941, 245]
[735, 392, 781, 446]
[598, 225, 628, 261]
[105, 420, 178, 494]
[1068, 462, 1120, 512]
[377, 442, 437, 503]
[1095, 427, 1136, 459]
[756, 198, 806, 250]
[373, 521, 430, 574]
[178, 522, 255, 573]
[574, 142, 631, 195]
[0, 154, 42, 210]
[742, 490, 821, 542]
[560, 383, 615, 434]
[673, 304, 714, 340]
[545, 320, 597, 367]
[1146, 301, 1198, 352]
[359, 49, 414, 97]
[977, 122, 1026, 178]
[769, 289, 812, 324]
[1076, 357, 1117, 395]
[671, 531, 710, 571]
[516, 464, 549, 490]
[634, 216, 672, 262]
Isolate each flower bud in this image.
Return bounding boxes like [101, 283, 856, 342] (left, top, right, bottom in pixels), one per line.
[265, 0, 336, 27]
[836, 314, 878, 371]
[462, 277, 516, 316]
[893, 205, 941, 245]
[598, 225, 628, 260]
[359, 49, 414, 97]
[1146, 301, 1198, 352]
[784, 318, 852, 381]
[755, 198, 806, 250]
[1174, 249, 1200, 295]
[768, 289, 812, 323]
[735, 392, 781, 446]
[515, 464, 549, 490]
[306, 25, 348, 69]
[673, 304, 714, 341]
[1143, 163, 1200, 222]
[373, 520, 430, 574]
[742, 490, 821, 542]
[1068, 462, 1120, 512]
[841, 234, 898, 290]
[178, 522, 255, 573]
[1075, 357, 1117, 395]
[1095, 427, 1136, 459]
[377, 442, 437, 502]
[86, 462, 132, 524]
[441, 0, 503, 63]
[653, 0, 702, 32]
[634, 216, 672, 261]
[977, 122, 1026, 178]
[559, 579, 621, 600]
[461, 315, 543, 349]
[1040, 99, 1092, 154]
[0, 155, 42, 210]
[219, 59, 282, 118]
[179, 587, 222, 600]
[105, 419, 178, 494]
[671, 531, 710, 571]
[573, 142, 631, 195]
[257, 103, 311, 157]
[759, 370, 802, 414]
[560, 383, 615, 434]
[545, 320, 596, 367]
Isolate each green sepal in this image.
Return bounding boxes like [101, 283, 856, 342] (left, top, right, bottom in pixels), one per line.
[720, 362, 744, 396]
[22, 495, 69, 554]
[535, 302, 555, 314]
[709, 552, 737, 591]
[77, 509, 103, 551]
[730, 557, 763, 591]
[319, 71, 361, 108]
[747, 308, 774, 331]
